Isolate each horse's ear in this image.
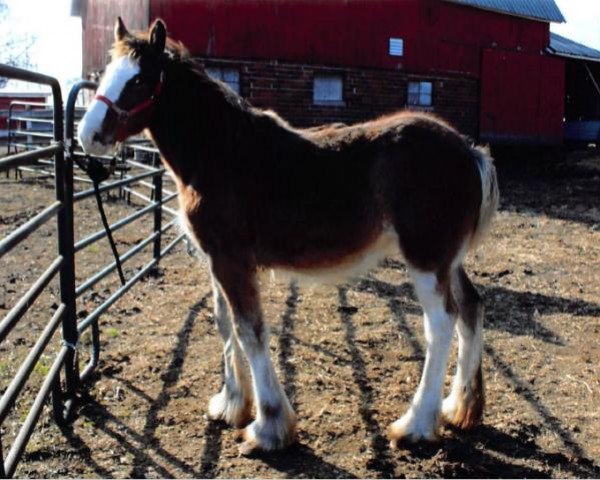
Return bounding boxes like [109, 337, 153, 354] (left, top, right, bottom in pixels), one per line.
[149, 19, 167, 55]
[114, 17, 129, 42]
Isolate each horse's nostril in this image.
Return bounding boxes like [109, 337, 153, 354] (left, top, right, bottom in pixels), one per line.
[92, 132, 104, 144]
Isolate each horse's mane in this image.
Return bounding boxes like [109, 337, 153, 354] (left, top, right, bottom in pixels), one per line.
[111, 31, 309, 138]
[111, 33, 190, 62]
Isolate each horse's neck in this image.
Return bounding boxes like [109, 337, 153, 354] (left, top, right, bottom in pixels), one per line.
[148, 63, 248, 187]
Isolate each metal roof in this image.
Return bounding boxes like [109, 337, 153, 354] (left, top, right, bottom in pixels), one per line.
[548, 33, 600, 63]
[70, 0, 82, 17]
[444, 0, 565, 23]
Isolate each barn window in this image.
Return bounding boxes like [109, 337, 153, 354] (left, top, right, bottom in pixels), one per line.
[407, 81, 433, 107]
[389, 38, 404, 57]
[313, 74, 344, 105]
[206, 67, 240, 94]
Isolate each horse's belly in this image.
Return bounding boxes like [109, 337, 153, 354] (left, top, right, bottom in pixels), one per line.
[270, 224, 399, 285]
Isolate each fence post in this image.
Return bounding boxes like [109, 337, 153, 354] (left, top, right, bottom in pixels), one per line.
[0, 434, 5, 478]
[54, 81, 79, 424]
[153, 172, 163, 267]
[63, 81, 100, 393]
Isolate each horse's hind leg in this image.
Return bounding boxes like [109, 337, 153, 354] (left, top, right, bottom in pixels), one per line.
[207, 278, 253, 427]
[442, 266, 485, 429]
[211, 258, 296, 454]
[389, 268, 457, 445]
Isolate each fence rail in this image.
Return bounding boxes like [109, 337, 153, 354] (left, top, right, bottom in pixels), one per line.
[0, 65, 184, 478]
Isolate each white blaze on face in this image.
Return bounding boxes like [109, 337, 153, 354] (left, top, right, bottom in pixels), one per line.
[78, 55, 140, 156]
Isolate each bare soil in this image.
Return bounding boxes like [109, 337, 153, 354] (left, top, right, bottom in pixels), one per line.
[1, 149, 600, 478]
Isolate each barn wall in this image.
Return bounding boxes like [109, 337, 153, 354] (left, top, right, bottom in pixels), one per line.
[418, 1, 550, 76]
[150, 0, 550, 77]
[82, 0, 150, 76]
[79, 0, 562, 144]
[480, 49, 564, 144]
[199, 57, 479, 136]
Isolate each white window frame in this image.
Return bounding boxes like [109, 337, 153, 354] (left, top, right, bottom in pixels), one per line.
[206, 66, 240, 94]
[313, 74, 344, 106]
[407, 81, 433, 107]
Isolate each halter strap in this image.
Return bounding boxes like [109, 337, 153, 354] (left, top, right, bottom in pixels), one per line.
[95, 71, 164, 123]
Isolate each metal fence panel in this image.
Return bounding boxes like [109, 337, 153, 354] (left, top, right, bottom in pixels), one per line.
[0, 66, 183, 478]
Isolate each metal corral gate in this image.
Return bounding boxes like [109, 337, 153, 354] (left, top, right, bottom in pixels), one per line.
[0, 64, 184, 478]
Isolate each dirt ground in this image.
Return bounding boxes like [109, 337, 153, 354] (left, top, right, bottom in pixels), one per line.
[1, 148, 600, 478]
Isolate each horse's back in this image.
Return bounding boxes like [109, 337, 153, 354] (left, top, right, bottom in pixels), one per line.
[249, 110, 481, 273]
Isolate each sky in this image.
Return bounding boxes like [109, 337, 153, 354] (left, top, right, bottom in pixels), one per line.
[552, 0, 600, 50]
[1, 0, 81, 92]
[1, 0, 600, 93]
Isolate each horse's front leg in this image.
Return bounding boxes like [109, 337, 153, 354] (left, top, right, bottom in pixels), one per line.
[207, 278, 253, 427]
[211, 256, 296, 454]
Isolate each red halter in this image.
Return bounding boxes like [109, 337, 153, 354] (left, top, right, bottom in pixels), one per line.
[95, 71, 164, 133]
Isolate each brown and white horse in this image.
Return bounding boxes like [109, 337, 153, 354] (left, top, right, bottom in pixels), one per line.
[78, 18, 499, 455]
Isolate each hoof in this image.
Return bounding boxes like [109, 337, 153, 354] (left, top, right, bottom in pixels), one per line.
[208, 387, 252, 428]
[388, 411, 440, 448]
[238, 415, 297, 456]
[441, 391, 484, 430]
[239, 437, 261, 457]
[443, 367, 485, 430]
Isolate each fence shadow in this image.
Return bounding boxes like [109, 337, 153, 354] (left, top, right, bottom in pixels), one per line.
[73, 294, 211, 477]
[130, 295, 209, 477]
[352, 273, 600, 477]
[198, 418, 225, 478]
[58, 265, 600, 478]
[337, 287, 396, 478]
[255, 282, 362, 478]
[278, 282, 300, 409]
[483, 285, 600, 345]
[355, 277, 600, 346]
[484, 344, 600, 477]
[77, 395, 196, 477]
[21, 427, 114, 479]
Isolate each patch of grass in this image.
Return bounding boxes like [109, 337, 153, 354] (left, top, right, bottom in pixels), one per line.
[104, 327, 120, 339]
[87, 244, 101, 254]
[83, 419, 96, 429]
[119, 406, 133, 418]
[0, 360, 10, 376]
[33, 358, 50, 377]
[18, 403, 31, 423]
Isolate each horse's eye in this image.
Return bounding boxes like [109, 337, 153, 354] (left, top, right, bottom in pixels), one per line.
[133, 76, 142, 86]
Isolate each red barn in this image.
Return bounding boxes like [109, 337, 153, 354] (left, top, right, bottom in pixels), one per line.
[71, 0, 568, 145]
[0, 91, 49, 138]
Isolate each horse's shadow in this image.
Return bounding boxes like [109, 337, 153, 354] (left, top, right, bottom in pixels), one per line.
[397, 423, 600, 478]
[249, 441, 359, 479]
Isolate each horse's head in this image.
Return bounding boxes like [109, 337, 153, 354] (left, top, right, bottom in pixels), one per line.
[78, 17, 167, 155]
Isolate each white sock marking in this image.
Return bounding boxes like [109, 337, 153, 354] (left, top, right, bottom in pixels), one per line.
[399, 269, 455, 436]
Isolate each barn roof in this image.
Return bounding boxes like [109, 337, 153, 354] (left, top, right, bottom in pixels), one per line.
[444, 0, 565, 23]
[70, 0, 82, 16]
[548, 33, 600, 63]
